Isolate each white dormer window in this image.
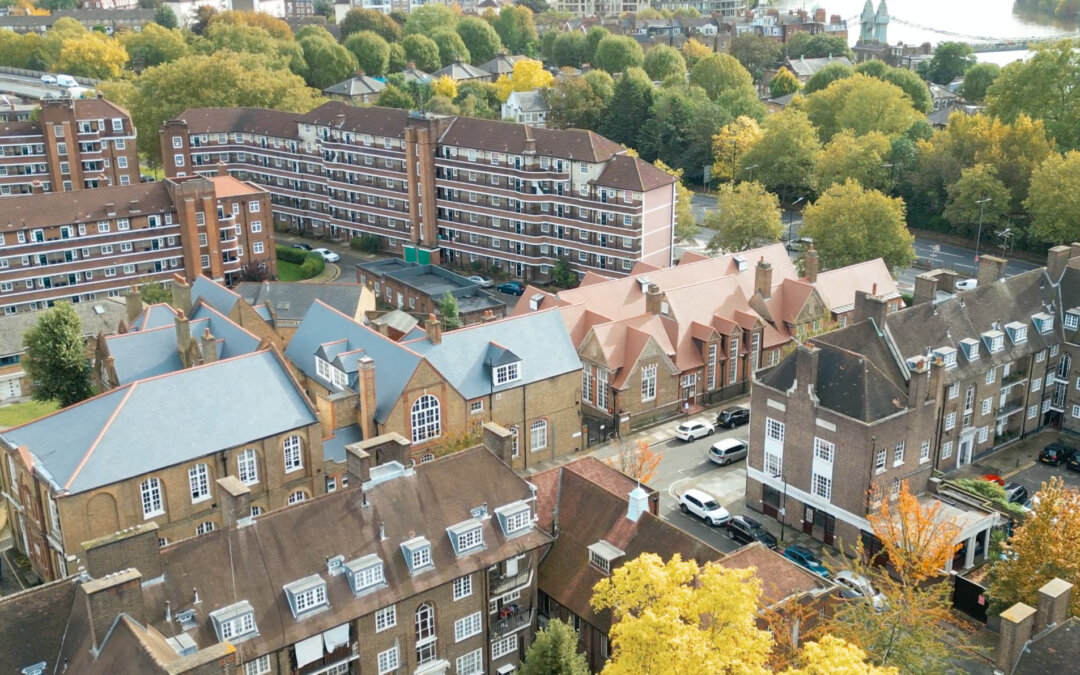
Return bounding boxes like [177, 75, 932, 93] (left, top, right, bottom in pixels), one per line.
[587, 540, 624, 576]
[494, 362, 521, 385]
[401, 536, 433, 574]
[1065, 310, 1079, 330]
[982, 330, 1005, 353]
[1005, 321, 1028, 344]
[447, 520, 485, 556]
[933, 347, 957, 369]
[959, 338, 979, 362]
[1032, 312, 1054, 334]
[283, 575, 329, 618]
[494, 501, 532, 537]
[209, 601, 257, 643]
[345, 554, 385, 595]
[316, 356, 331, 380]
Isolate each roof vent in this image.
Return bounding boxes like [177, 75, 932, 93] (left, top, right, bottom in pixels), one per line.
[327, 554, 346, 576]
[636, 277, 652, 292]
[176, 609, 197, 630]
[165, 633, 197, 657]
[528, 293, 544, 311]
[734, 255, 748, 271]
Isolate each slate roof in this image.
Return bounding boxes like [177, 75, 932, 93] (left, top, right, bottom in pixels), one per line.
[323, 74, 386, 98]
[403, 309, 581, 400]
[479, 52, 526, 76]
[322, 424, 363, 464]
[430, 60, 492, 82]
[191, 275, 242, 315]
[1015, 616, 1080, 674]
[284, 301, 421, 423]
[169, 108, 300, 140]
[0, 577, 79, 675]
[0, 297, 126, 357]
[234, 281, 368, 325]
[785, 55, 853, 78]
[505, 90, 549, 113]
[2, 351, 316, 494]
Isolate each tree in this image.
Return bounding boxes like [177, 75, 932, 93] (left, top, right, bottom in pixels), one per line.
[154, 5, 178, 29]
[769, 67, 801, 98]
[642, 44, 685, 82]
[800, 179, 915, 274]
[591, 553, 896, 675]
[57, 32, 128, 79]
[543, 72, 612, 131]
[704, 181, 783, 252]
[121, 23, 187, 71]
[599, 67, 653, 148]
[23, 303, 94, 408]
[785, 31, 852, 59]
[730, 32, 782, 83]
[986, 39, 1080, 150]
[815, 130, 893, 192]
[402, 33, 441, 73]
[199, 22, 304, 75]
[653, 159, 697, 242]
[637, 85, 731, 183]
[738, 107, 820, 201]
[439, 292, 462, 330]
[431, 74, 458, 100]
[209, 10, 293, 39]
[344, 30, 390, 77]
[456, 16, 501, 65]
[943, 164, 1011, 238]
[494, 57, 552, 101]
[688, 52, 752, 101]
[1025, 151, 1080, 244]
[803, 62, 851, 94]
[138, 281, 171, 304]
[605, 439, 661, 485]
[455, 80, 501, 118]
[299, 31, 358, 89]
[549, 257, 577, 288]
[431, 28, 470, 67]
[388, 42, 407, 72]
[492, 6, 539, 56]
[681, 37, 711, 69]
[926, 41, 975, 85]
[711, 115, 762, 183]
[804, 74, 921, 141]
[340, 8, 401, 42]
[593, 35, 643, 74]
[957, 62, 1000, 103]
[880, 67, 932, 114]
[551, 31, 588, 68]
[585, 25, 609, 64]
[989, 477, 1080, 617]
[313, 0, 333, 18]
[404, 4, 458, 36]
[190, 4, 217, 35]
[515, 0, 549, 15]
[377, 83, 415, 109]
[520, 618, 589, 675]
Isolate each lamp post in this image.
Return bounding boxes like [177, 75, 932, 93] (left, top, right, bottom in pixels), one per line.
[787, 196, 806, 243]
[973, 197, 991, 270]
[770, 467, 789, 543]
[743, 164, 759, 183]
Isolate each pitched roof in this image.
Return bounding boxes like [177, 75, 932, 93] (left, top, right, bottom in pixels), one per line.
[814, 258, 898, 313]
[431, 60, 491, 81]
[169, 107, 300, 139]
[591, 154, 676, 192]
[191, 275, 242, 315]
[0, 182, 173, 230]
[0, 297, 126, 357]
[438, 116, 623, 162]
[0, 577, 80, 675]
[785, 55, 853, 78]
[295, 101, 410, 139]
[505, 89, 549, 113]
[3, 351, 316, 494]
[234, 281, 368, 324]
[323, 74, 387, 98]
[479, 52, 526, 75]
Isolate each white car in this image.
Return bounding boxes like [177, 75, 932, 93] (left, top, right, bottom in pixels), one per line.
[675, 420, 714, 441]
[467, 275, 493, 288]
[955, 278, 977, 291]
[679, 488, 731, 526]
[40, 74, 57, 84]
[834, 570, 888, 612]
[312, 248, 340, 263]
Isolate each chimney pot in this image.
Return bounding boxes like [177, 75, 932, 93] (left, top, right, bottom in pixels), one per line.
[426, 313, 443, 344]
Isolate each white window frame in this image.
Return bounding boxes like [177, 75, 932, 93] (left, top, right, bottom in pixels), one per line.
[641, 364, 657, 402]
[283, 435, 303, 472]
[237, 448, 259, 485]
[411, 394, 442, 442]
[189, 463, 210, 503]
[244, 655, 271, 675]
[530, 419, 548, 452]
[377, 646, 399, 674]
[454, 611, 482, 642]
[375, 605, 397, 632]
[453, 575, 473, 601]
[811, 472, 831, 501]
[141, 477, 164, 518]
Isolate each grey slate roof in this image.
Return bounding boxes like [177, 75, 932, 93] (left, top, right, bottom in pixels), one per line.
[785, 55, 853, 78]
[479, 52, 526, 76]
[0, 577, 80, 675]
[0, 298, 126, 358]
[3, 351, 316, 494]
[234, 281, 367, 325]
[505, 90, 549, 113]
[323, 74, 386, 98]
[322, 424, 363, 464]
[403, 309, 581, 400]
[191, 276, 241, 316]
[284, 301, 421, 424]
[129, 303, 177, 331]
[431, 61, 491, 82]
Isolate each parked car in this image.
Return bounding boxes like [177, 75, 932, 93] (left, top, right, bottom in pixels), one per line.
[496, 281, 525, 296]
[1066, 454, 1080, 472]
[708, 438, 748, 466]
[675, 420, 714, 441]
[786, 237, 813, 252]
[39, 74, 57, 84]
[1040, 441, 1078, 466]
[782, 545, 830, 578]
[678, 488, 731, 526]
[725, 514, 778, 550]
[292, 243, 312, 251]
[312, 248, 339, 263]
[981, 474, 1005, 486]
[716, 406, 750, 429]
[955, 278, 978, 291]
[467, 275, 493, 288]
[834, 570, 888, 612]
[1003, 482, 1029, 505]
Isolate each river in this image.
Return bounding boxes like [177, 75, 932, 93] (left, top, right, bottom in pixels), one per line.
[771, 0, 1078, 64]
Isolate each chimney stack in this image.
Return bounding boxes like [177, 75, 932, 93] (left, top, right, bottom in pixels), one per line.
[216, 476, 252, 528]
[853, 288, 890, 327]
[913, 271, 938, 306]
[82, 521, 162, 580]
[200, 328, 217, 364]
[755, 257, 773, 299]
[1047, 245, 1071, 282]
[482, 422, 515, 466]
[795, 342, 820, 401]
[803, 246, 819, 284]
[645, 283, 662, 315]
[345, 443, 372, 486]
[124, 286, 143, 323]
[977, 254, 1007, 287]
[174, 309, 191, 360]
[82, 570, 145, 651]
[996, 603, 1036, 673]
[357, 356, 376, 440]
[171, 273, 192, 314]
[425, 313, 442, 345]
[1069, 242, 1080, 262]
[906, 357, 930, 408]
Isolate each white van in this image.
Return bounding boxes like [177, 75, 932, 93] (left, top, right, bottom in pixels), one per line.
[708, 438, 749, 466]
[55, 74, 78, 88]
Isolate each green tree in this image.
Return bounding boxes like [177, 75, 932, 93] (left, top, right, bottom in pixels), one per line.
[585, 25, 609, 64]
[404, 4, 458, 36]
[377, 83, 415, 109]
[688, 52, 752, 101]
[199, 22, 304, 74]
[344, 30, 390, 77]
[313, 0, 333, 18]
[881, 67, 932, 114]
[516, 0, 549, 14]
[957, 62, 1000, 103]
[154, 5, 178, 29]
[593, 35, 643, 74]
[738, 107, 821, 201]
[642, 44, 686, 82]
[541, 30, 558, 61]
[942, 164, 1011, 239]
[854, 59, 888, 79]
[803, 62, 851, 94]
[1025, 151, 1080, 244]
[552, 32, 588, 68]
[769, 67, 801, 98]
[456, 80, 501, 118]
[638, 85, 731, 183]
[121, 23, 188, 71]
[926, 41, 975, 85]
[520, 618, 589, 675]
[191, 4, 217, 35]
[705, 181, 783, 252]
[456, 16, 502, 65]
[804, 74, 921, 141]
[23, 302, 94, 408]
[388, 42, 407, 72]
[785, 32, 852, 59]
[492, 6, 539, 56]
[431, 28, 470, 67]
[543, 71, 612, 131]
[439, 292, 462, 329]
[599, 67, 653, 148]
[138, 281, 172, 305]
[57, 32, 128, 79]
[986, 38, 1080, 150]
[299, 30, 358, 89]
[551, 257, 578, 288]
[402, 33, 441, 73]
[340, 8, 401, 42]
[730, 32, 782, 82]
[800, 179, 915, 274]
[815, 130, 893, 192]
[681, 37, 711, 69]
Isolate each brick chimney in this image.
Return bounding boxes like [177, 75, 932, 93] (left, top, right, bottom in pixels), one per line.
[124, 286, 143, 324]
[645, 283, 662, 315]
[345, 442, 371, 486]
[803, 246, 819, 284]
[482, 309, 497, 323]
[425, 313, 442, 345]
[82, 521, 162, 580]
[200, 328, 216, 364]
[1035, 578, 1073, 633]
[755, 257, 773, 299]
[82, 569, 145, 652]
[853, 284, 890, 327]
[174, 310, 191, 361]
[31, 180, 42, 194]
[996, 603, 1036, 673]
[913, 271, 938, 306]
[1070, 242, 1080, 261]
[976, 254, 1007, 287]
[795, 342, 820, 400]
[357, 355, 376, 440]
[906, 356, 930, 407]
[1047, 245, 1071, 282]
[482, 422, 514, 466]
[171, 273, 192, 314]
[216, 476, 251, 528]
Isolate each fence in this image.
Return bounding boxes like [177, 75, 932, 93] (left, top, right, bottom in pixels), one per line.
[952, 572, 990, 624]
[0, 66, 99, 86]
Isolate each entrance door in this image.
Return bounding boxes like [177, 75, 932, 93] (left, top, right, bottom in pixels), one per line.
[0, 377, 21, 400]
[396, 292, 403, 309]
[958, 437, 974, 467]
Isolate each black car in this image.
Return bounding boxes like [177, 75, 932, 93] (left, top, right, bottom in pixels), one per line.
[1067, 454, 1080, 472]
[716, 406, 750, 429]
[292, 243, 313, 251]
[1039, 442, 1078, 466]
[725, 514, 778, 550]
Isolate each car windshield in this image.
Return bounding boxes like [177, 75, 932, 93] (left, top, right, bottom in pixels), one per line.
[703, 500, 721, 510]
[750, 525, 770, 537]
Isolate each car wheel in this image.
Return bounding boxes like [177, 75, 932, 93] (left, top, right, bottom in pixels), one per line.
[727, 527, 735, 539]
[680, 504, 689, 514]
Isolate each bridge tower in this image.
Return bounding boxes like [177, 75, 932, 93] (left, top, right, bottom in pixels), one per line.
[874, 0, 889, 43]
[859, 0, 875, 42]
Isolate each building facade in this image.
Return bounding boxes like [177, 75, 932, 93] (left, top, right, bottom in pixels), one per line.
[357, 257, 505, 326]
[160, 102, 677, 282]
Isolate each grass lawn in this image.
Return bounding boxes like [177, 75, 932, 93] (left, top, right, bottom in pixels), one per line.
[277, 260, 304, 281]
[0, 399, 58, 428]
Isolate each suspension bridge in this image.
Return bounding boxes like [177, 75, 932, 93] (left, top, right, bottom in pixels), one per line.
[844, 13, 1080, 51]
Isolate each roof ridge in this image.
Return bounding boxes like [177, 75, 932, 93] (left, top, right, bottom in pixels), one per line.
[310, 299, 427, 360]
[64, 382, 139, 490]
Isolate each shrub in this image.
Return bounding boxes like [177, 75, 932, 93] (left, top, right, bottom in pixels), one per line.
[350, 234, 381, 253]
[299, 253, 325, 279]
[276, 245, 308, 264]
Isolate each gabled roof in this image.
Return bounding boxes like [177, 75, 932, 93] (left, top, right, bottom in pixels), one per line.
[295, 100, 410, 139]
[814, 258, 898, 313]
[0, 297, 126, 357]
[505, 89, 550, 113]
[323, 73, 387, 98]
[591, 154, 676, 192]
[479, 52, 527, 75]
[0, 577, 79, 675]
[3, 351, 316, 494]
[785, 55, 853, 78]
[234, 281, 369, 324]
[191, 275, 241, 316]
[431, 61, 491, 81]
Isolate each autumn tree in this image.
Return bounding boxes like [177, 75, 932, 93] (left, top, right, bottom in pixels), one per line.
[494, 58, 553, 102]
[681, 37, 711, 69]
[800, 179, 915, 274]
[605, 439, 661, 485]
[804, 74, 921, 142]
[642, 44, 686, 82]
[769, 67, 801, 98]
[543, 70, 612, 131]
[704, 181, 783, 252]
[712, 115, 762, 183]
[520, 618, 589, 675]
[23, 302, 95, 408]
[431, 74, 458, 100]
[593, 35, 643, 74]
[688, 52, 753, 101]
[121, 23, 188, 71]
[738, 107, 820, 201]
[815, 130, 893, 192]
[987, 39, 1080, 150]
[340, 8, 401, 42]
[1025, 151, 1080, 244]
[942, 164, 1011, 238]
[58, 32, 128, 79]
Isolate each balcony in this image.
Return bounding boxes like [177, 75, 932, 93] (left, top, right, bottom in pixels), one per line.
[489, 568, 532, 598]
[490, 604, 534, 639]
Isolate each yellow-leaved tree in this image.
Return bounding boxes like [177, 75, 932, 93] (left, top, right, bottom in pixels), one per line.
[57, 32, 129, 80]
[712, 115, 763, 183]
[494, 58, 554, 102]
[592, 553, 898, 675]
[431, 75, 458, 100]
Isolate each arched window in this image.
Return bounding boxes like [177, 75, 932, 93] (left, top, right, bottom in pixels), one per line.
[195, 521, 215, 536]
[237, 448, 259, 485]
[411, 395, 441, 442]
[283, 435, 303, 473]
[530, 419, 548, 452]
[420, 453, 435, 464]
[509, 425, 519, 458]
[140, 477, 164, 518]
[415, 602, 437, 665]
[288, 490, 308, 505]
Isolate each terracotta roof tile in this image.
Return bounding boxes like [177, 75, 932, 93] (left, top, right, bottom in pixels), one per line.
[296, 101, 411, 139]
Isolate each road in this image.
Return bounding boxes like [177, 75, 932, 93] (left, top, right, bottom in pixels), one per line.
[0, 74, 77, 100]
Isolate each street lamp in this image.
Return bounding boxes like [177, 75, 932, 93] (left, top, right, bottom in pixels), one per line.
[973, 197, 991, 269]
[787, 196, 806, 243]
[771, 467, 789, 544]
[743, 164, 759, 183]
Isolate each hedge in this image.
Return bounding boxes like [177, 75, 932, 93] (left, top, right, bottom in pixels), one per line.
[276, 245, 326, 279]
[276, 245, 308, 264]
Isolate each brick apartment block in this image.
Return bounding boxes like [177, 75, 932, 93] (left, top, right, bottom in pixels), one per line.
[159, 102, 677, 282]
[0, 171, 275, 314]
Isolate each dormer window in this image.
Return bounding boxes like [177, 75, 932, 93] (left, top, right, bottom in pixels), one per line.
[959, 338, 979, 362]
[982, 330, 1005, 353]
[494, 362, 521, 385]
[1065, 309, 1079, 330]
[283, 575, 329, 618]
[447, 519, 485, 556]
[494, 501, 532, 537]
[209, 601, 258, 643]
[1032, 312, 1054, 334]
[345, 554, 385, 596]
[933, 347, 957, 369]
[1004, 321, 1027, 344]
[587, 541, 624, 575]
[401, 536, 434, 574]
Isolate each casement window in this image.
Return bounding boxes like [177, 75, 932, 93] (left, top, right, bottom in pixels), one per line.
[411, 395, 441, 442]
[530, 419, 548, 451]
[765, 418, 784, 443]
[454, 612, 482, 642]
[811, 472, 831, 501]
[641, 364, 657, 402]
[237, 449, 258, 484]
[283, 435, 303, 472]
[813, 438, 834, 463]
[894, 441, 905, 466]
[377, 647, 399, 674]
[453, 575, 472, 600]
[189, 463, 210, 502]
[140, 477, 164, 518]
[375, 605, 396, 632]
